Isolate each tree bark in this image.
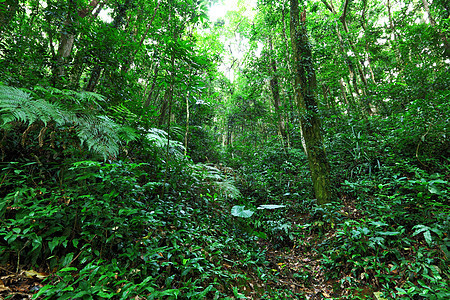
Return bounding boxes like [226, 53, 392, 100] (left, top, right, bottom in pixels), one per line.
[84, 0, 132, 91]
[289, 0, 332, 205]
[85, 65, 103, 92]
[143, 63, 160, 108]
[338, 0, 369, 90]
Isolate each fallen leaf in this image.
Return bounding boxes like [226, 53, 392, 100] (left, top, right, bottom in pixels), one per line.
[24, 270, 49, 280]
[0, 279, 11, 292]
[322, 291, 331, 298]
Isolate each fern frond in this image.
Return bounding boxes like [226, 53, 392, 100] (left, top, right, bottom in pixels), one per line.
[0, 85, 71, 126]
[190, 163, 241, 199]
[214, 179, 241, 199]
[77, 115, 120, 159]
[146, 127, 185, 158]
[76, 91, 106, 109]
[116, 125, 139, 144]
[111, 103, 137, 122]
[0, 85, 33, 125]
[0, 85, 132, 159]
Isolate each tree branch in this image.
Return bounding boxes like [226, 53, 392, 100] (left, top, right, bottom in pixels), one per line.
[320, 0, 335, 13]
[78, 0, 101, 18]
[340, 0, 350, 24]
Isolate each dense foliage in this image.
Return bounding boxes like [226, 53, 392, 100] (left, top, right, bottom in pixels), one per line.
[0, 0, 449, 299]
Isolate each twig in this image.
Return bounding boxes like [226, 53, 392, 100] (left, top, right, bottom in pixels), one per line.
[416, 123, 433, 168]
[17, 240, 31, 274]
[0, 169, 11, 189]
[67, 234, 97, 267]
[0, 265, 15, 274]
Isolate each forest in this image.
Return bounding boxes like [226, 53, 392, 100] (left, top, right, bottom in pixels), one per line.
[0, 0, 449, 299]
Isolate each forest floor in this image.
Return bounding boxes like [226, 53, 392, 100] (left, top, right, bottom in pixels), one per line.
[0, 191, 447, 300]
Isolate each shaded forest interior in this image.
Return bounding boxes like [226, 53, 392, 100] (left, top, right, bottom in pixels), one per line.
[0, 0, 449, 299]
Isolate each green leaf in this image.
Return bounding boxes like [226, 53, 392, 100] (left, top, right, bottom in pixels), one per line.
[428, 184, 442, 195]
[373, 292, 388, 300]
[370, 221, 388, 227]
[257, 204, 286, 210]
[59, 267, 77, 272]
[32, 284, 52, 298]
[61, 253, 74, 267]
[423, 230, 432, 245]
[49, 237, 64, 253]
[231, 205, 254, 218]
[376, 231, 401, 236]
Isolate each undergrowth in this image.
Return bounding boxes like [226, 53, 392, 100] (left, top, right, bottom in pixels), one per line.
[1, 85, 449, 299]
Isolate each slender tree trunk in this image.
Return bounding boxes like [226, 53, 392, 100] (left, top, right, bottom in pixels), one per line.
[386, 0, 403, 74]
[322, 1, 361, 95]
[158, 13, 179, 127]
[360, 3, 376, 84]
[84, 0, 132, 91]
[338, 0, 369, 89]
[143, 63, 160, 108]
[85, 65, 102, 92]
[290, 0, 332, 205]
[69, 1, 107, 87]
[143, 49, 161, 107]
[322, 0, 372, 115]
[122, 1, 161, 73]
[54, 0, 101, 81]
[268, 36, 287, 143]
[184, 90, 190, 155]
[158, 83, 173, 127]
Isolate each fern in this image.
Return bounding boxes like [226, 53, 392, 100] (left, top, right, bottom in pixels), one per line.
[0, 84, 136, 159]
[191, 163, 242, 199]
[0, 86, 72, 126]
[146, 127, 185, 158]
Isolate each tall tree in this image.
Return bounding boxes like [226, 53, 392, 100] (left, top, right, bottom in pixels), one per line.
[53, 0, 102, 83]
[289, 0, 332, 205]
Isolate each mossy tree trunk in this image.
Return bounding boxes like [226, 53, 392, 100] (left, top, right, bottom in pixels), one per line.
[289, 0, 332, 205]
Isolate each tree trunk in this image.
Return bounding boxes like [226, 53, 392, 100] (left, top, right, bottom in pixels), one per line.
[360, 2, 376, 84]
[122, 1, 161, 73]
[143, 50, 161, 107]
[268, 36, 287, 143]
[322, 0, 372, 115]
[84, 0, 132, 91]
[85, 65, 103, 92]
[157, 85, 173, 127]
[289, 0, 332, 205]
[54, 0, 101, 81]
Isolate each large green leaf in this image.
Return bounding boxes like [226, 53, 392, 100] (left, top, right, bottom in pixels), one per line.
[231, 205, 254, 218]
[257, 204, 286, 210]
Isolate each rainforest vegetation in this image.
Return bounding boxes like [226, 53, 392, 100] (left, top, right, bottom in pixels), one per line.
[0, 0, 449, 298]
